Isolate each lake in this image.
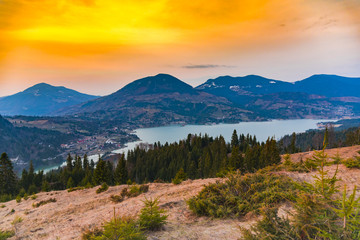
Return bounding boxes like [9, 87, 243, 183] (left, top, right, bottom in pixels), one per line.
[42, 119, 333, 172]
[112, 119, 333, 155]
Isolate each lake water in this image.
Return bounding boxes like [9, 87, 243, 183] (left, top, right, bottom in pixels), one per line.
[112, 119, 333, 155]
[42, 119, 333, 172]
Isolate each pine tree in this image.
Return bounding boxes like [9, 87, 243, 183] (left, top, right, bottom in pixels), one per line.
[94, 158, 107, 185]
[290, 132, 297, 154]
[231, 130, 239, 148]
[67, 177, 74, 189]
[66, 154, 73, 172]
[0, 153, 17, 195]
[114, 155, 128, 184]
[83, 154, 89, 170]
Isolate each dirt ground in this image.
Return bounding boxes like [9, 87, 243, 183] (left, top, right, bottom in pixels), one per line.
[1, 145, 360, 240]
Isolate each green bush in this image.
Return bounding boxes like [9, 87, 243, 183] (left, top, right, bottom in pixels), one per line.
[30, 194, 37, 200]
[68, 187, 85, 193]
[243, 148, 360, 240]
[0, 230, 14, 240]
[23, 193, 29, 200]
[83, 216, 146, 240]
[122, 185, 149, 198]
[172, 168, 187, 185]
[0, 205, 5, 208]
[109, 195, 124, 203]
[343, 157, 360, 169]
[187, 172, 297, 218]
[32, 198, 56, 208]
[139, 197, 168, 231]
[15, 195, 21, 203]
[96, 183, 109, 194]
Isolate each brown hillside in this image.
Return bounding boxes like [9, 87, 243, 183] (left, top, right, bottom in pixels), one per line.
[1, 145, 360, 240]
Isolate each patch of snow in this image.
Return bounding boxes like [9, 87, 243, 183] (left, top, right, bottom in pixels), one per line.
[269, 81, 276, 84]
[256, 85, 262, 88]
[34, 89, 41, 96]
[229, 85, 240, 92]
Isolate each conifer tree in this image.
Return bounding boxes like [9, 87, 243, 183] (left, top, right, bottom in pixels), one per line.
[67, 177, 74, 189]
[231, 130, 239, 148]
[83, 154, 89, 170]
[114, 154, 128, 184]
[66, 154, 73, 172]
[0, 153, 17, 195]
[94, 158, 107, 185]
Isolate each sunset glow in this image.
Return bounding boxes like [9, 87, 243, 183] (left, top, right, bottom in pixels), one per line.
[0, 0, 359, 96]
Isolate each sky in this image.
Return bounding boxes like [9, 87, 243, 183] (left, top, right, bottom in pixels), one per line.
[0, 0, 359, 97]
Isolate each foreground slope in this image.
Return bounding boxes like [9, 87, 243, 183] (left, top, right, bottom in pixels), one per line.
[2, 145, 360, 240]
[0, 83, 98, 116]
[56, 74, 254, 127]
[0, 179, 252, 240]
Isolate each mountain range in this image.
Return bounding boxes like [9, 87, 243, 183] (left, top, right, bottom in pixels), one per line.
[55, 74, 253, 126]
[0, 83, 98, 116]
[1, 74, 360, 123]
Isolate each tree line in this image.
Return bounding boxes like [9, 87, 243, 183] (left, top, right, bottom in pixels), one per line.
[0, 130, 281, 202]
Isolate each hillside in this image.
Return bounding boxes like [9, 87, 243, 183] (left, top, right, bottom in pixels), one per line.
[1, 145, 360, 240]
[0, 115, 75, 170]
[0, 83, 98, 116]
[55, 74, 255, 127]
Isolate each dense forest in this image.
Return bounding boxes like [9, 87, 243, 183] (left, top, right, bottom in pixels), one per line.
[0, 130, 280, 202]
[280, 124, 360, 153]
[2, 124, 360, 202]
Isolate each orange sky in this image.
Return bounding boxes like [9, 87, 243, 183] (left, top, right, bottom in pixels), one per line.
[0, 0, 359, 96]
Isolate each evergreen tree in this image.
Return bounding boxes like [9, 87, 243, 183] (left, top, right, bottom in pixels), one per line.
[67, 177, 74, 189]
[83, 154, 89, 170]
[0, 153, 17, 195]
[94, 158, 107, 185]
[231, 130, 239, 148]
[66, 154, 73, 172]
[114, 155, 128, 184]
[28, 160, 35, 186]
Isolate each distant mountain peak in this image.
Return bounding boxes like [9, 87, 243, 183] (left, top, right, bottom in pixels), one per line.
[120, 73, 197, 95]
[0, 83, 98, 116]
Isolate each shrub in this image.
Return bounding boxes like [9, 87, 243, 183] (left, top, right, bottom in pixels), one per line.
[11, 216, 23, 225]
[187, 172, 297, 218]
[32, 198, 56, 208]
[23, 193, 29, 200]
[82, 227, 103, 240]
[15, 196, 21, 203]
[343, 156, 360, 169]
[30, 194, 37, 200]
[172, 168, 187, 185]
[83, 216, 146, 240]
[120, 188, 128, 198]
[18, 188, 26, 197]
[243, 147, 360, 240]
[109, 195, 124, 203]
[0, 205, 5, 208]
[127, 185, 149, 198]
[68, 187, 85, 193]
[96, 183, 109, 194]
[0, 230, 14, 240]
[139, 197, 168, 231]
